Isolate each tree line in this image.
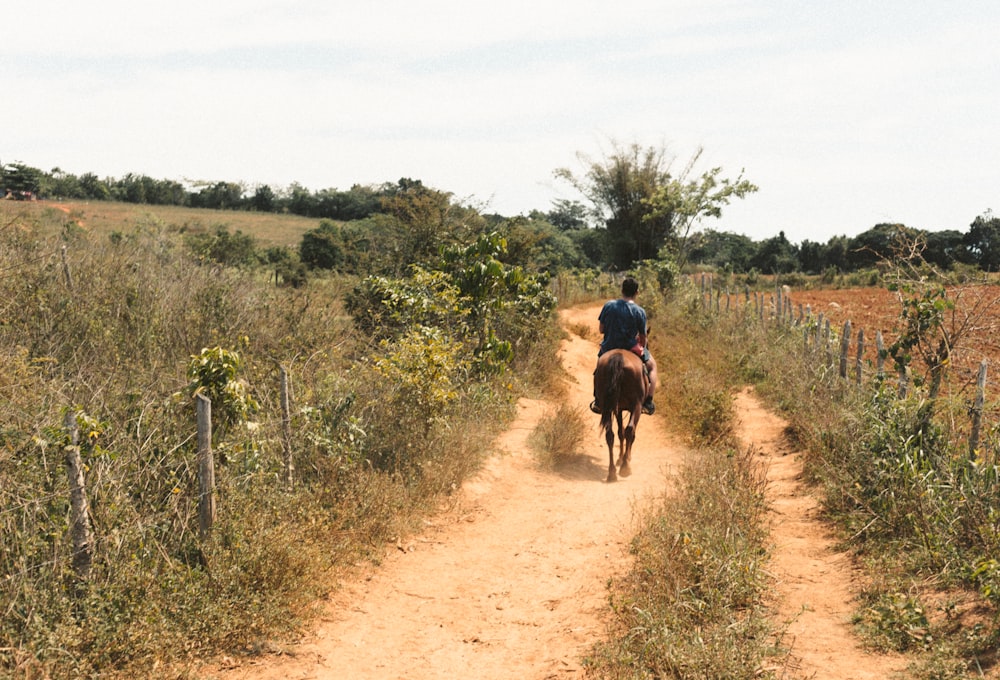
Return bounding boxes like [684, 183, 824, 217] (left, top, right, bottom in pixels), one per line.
[5, 146, 996, 276]
[1, 160, 391, 220]
[685, 213, 1000, 276]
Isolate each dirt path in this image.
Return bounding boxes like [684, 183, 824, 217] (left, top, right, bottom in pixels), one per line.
[208, 304, 904, 679]
[210, 304, 682, 679]
[734, 386, 907, 679]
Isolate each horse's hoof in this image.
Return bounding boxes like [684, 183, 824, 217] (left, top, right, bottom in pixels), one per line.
[606, 472, 618, 483]
[619, 464, 632, 478]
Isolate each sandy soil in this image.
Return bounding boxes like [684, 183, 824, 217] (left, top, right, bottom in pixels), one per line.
[206, 303, 905, 679]
[734, 386, 906, 679]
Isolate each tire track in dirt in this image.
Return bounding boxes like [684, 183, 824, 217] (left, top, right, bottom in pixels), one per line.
[734, 386, 907, 679]
[207, 304, 681, 679]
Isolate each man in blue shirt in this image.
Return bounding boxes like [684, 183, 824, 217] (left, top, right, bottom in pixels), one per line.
[590, 276, 658, 415]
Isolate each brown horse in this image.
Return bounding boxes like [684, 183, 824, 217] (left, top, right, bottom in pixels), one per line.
[593, 349, 647, 482]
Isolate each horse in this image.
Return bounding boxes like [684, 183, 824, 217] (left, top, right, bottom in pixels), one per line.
[593, 348, 647, 482]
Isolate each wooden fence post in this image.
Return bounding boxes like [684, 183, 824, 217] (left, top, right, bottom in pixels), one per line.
[63, 410, 93, 581]
[824, 318, 832, 367]
[839, 320, 851, 378]
[969, 360, 987, 459]
[855, 328, 865, 386]
[280, 366, 294, 489]
[197, 394, 215, 540]
[876, 331, 885, 379]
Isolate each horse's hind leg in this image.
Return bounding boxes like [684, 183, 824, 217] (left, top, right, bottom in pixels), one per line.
[618, 425, 635, 477]
[605, 425, 617, 483]
[614, 411, 625, 468]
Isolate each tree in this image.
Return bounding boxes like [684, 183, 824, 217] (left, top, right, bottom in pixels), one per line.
[544, 199, 589, 231]
[643, 152, 757, 269]
[2, 162, 44, 195]
[685, 229, 756, 272]
[922, 229, 965, 269]
[847, 223, 916, 270]
[555, 142, 672, 269]
[299, 220, 346, 270]
[499, 215, 587, 274]
[750, 231, 797, 274]
[250, 184, 276, 212]
[378, 178, 484, 268]
[555, 142, 756, 270]
[191, 181, 245, 210]
[963, 211, 1000, 272]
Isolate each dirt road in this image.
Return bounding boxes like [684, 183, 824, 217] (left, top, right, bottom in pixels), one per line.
[211, 303, 903, 679]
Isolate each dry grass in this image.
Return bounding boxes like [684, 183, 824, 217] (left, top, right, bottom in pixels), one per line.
[529, 403, 589, 468]
[584, 284, 781, 678]
[2, 198, 320, 247]
[0, 202, 554, 677]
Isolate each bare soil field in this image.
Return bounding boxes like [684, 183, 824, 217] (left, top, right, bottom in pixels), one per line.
[788, 285, 1000, 377]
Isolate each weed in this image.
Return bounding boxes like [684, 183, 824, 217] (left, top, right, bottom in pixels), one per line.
[529, 403, 588, 468]
[586, 444, 775, 678]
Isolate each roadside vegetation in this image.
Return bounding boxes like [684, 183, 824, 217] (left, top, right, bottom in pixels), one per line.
[0, 198, 558, 678]
[579, 275, 778, 678]
[697, 258, 1000, 677]
[5, 142, 1000, 679]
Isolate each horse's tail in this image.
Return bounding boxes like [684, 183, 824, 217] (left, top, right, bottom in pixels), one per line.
[599, 352, 626, 434]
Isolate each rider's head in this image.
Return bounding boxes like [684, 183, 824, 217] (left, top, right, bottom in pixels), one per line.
[622, 277, 639, 298]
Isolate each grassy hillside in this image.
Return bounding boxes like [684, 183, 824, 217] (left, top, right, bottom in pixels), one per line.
[3, 198, 320, 247]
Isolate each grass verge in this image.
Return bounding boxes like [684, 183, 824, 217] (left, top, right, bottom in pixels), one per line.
[583, 280, 781, 678]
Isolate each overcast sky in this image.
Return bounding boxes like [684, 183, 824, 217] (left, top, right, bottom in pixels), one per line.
[3, 1, 998, 243]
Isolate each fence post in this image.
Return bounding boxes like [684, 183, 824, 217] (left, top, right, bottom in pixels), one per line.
[197, 394, 216, 540]
[855, 328, 865, 386]
[876, 331, 885, 379]
[824, 318, 832, 367]
[280, 366, 294, 489]
[839, 320, 851, 379]
[969, 360, 987, 459]
[63, 410, 93, 582]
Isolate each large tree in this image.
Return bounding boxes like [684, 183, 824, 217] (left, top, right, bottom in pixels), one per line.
[555, 142, 756, 270]
[963, 211, 1000, 272]
[686, 229, 756, 272]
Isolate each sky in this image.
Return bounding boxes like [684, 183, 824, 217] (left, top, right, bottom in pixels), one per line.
[2, 0, 998, 244]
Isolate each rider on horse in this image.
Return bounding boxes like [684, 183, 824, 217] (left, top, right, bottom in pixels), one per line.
[590, 276, 658, 415]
